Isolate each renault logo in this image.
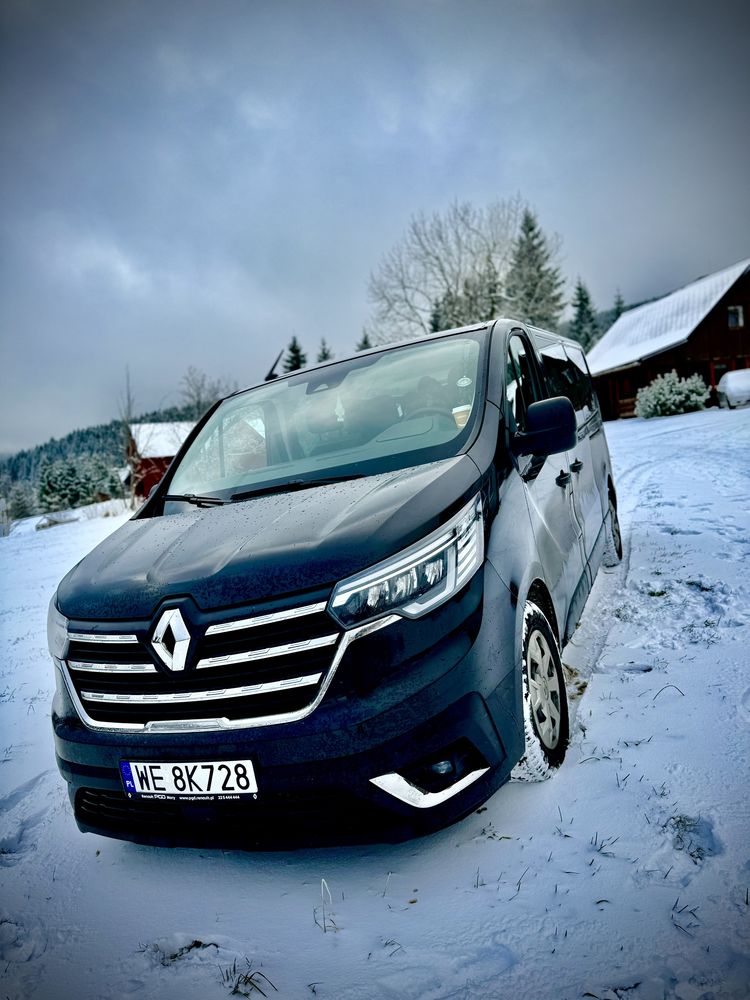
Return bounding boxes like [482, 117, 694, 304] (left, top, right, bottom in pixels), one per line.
[152, 608, 191, 672]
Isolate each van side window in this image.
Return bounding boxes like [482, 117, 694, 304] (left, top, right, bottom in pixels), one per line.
[540, 343, 594, 425]
[506, 334, 541, 432]
[563, 345, 595, 413]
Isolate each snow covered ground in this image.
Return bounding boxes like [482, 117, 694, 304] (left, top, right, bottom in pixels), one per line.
[1, 409, 749, 1000]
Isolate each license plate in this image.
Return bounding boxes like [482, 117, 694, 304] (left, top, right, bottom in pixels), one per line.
[120, 759, 257, 800]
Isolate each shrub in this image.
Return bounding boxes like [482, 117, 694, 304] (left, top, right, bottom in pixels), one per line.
[634, 370, 709, 419]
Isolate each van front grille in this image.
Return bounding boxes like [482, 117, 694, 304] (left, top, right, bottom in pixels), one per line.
[64, 601, 341, 732]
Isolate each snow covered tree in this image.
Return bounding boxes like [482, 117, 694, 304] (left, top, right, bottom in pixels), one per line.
[38, 459, 82, 511]
[504, 209, 565, 330]
[37, 456, 122, 512]
[80, 456, 123, 502]
[283, 336, 307, 372]
[317, 339, 333, 362]
[368, 196, 524, 342]
[612, 289, 625, 322]
[38, 460, 60, 511]
[7, 481, 36, 519]
[569, 279, 600, 350]
[356, 330, 373, 351]
[634, 370, 710, 418]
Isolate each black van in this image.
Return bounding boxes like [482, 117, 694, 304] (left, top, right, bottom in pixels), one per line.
[47, 319, 622, 846]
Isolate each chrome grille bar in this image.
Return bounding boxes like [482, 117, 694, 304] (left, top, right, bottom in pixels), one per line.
[205, 601, 328, 635]
[63, 614, 398, 733]
[69, 661, 157, 674]
[68, 632, 139, 644]
[81, 672, 323, 704]
[197, 633, 338, 670]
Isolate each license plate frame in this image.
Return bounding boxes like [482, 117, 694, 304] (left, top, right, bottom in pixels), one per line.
[120, 758, 258, 801]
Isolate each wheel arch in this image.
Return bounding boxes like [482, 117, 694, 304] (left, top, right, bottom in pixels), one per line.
[525, 578, 560, 648]
[607, 475, 618, 506]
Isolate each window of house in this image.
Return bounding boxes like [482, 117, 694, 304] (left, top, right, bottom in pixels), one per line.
[728, 306, 744, 329]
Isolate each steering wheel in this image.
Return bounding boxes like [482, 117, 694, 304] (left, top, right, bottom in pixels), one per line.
[407, 407, 454, 421]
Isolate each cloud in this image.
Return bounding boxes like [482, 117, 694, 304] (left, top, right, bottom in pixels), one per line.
[236, 92, 290, 131]
[53, 230, 152, 296]
[155, 43, 223, 94]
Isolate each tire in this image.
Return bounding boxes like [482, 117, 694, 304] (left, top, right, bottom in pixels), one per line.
[602, 491, 623, 567]
[511, 603, 570, 782]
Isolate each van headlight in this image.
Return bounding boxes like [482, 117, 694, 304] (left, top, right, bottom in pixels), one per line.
[329, 493, 483, 628]
[47, 597, 69, 660]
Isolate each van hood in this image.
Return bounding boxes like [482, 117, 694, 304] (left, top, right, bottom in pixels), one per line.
[57, 457, 481, 620]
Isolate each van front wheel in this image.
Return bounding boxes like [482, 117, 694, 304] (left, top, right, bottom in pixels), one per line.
[511, 603, 569, 782]
[602, 493, 623, 566]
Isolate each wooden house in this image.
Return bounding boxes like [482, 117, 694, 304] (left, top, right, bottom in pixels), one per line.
[127, 422, 195, 497]
[587, 258, 750, 418]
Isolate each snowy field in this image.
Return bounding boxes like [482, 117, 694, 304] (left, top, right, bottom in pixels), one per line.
[1, 409, 749, 1000]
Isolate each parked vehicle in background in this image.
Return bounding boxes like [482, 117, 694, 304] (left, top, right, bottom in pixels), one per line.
[717, 369, 750, 408]
[47, 319, 622, 847]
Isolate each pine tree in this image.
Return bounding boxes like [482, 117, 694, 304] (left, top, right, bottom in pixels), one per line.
[317, 339, 333, 362]
[282, 336, 307, 372]
[569, 279, 600, 350]
[7, 481, 36, 519]
[430, 289, 460, 332]
[469, 253, 502, 323]
[429, 300, 443, 333]
[58, 461, 85, 508]
[428, 254, 503, 333]
[37, 459, 63, 512]
[505, 209, 565, 330]
[356, 330, 373, 351]
[37, 458, 90, 511]
[613, 289, 625, 322]
[80, 456, 123, 502]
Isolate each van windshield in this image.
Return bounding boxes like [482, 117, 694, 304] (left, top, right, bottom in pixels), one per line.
[165, 333, 486, 503]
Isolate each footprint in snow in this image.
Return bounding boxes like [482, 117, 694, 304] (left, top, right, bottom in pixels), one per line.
[0, 915, 47, 962]
[658, 526, 702, 536]
[636, 813, 723, 890]
[0, 770, 57, 867]
[666, 813, 723, 866]
[739, 687, 750, 725]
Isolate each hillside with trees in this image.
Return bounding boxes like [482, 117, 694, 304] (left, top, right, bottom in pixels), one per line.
[1, 197, 641, 524]
[0, 366, 239, 521]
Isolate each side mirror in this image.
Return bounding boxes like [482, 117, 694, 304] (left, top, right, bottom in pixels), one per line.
[512, 396, 576, 457]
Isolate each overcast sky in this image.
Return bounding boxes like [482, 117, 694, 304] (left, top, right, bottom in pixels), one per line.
[1, 0, 748, 455]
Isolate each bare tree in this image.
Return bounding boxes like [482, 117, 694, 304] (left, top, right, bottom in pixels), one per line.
[118, 365, 141, 509]
[180, 366, 238, 420]
[367, 196, 525, 342]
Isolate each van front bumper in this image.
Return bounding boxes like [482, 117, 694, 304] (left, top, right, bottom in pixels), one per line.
[52, 565, 523, 846]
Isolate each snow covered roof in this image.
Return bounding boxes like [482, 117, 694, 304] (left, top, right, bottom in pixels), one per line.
[129, 422, 195, 459]
[587, 258, 750, 376]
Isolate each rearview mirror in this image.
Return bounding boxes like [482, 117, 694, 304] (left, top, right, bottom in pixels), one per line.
[512, 396, 576, 457]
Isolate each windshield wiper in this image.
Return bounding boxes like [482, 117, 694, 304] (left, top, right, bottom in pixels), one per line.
[231, 474, 364, 503]
[163, 493, 228, 507]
